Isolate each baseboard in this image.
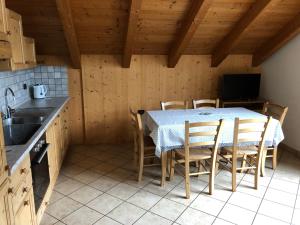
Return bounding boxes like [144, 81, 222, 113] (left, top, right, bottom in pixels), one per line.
[279, 143, 300, 158]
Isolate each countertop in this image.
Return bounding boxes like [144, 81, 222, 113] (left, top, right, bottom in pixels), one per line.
[5, 97, 70, 174]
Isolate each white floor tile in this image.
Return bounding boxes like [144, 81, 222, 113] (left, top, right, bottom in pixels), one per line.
[292, 208, 300, 225]
[61, 206, 103, 225]
[190, 195, 225, 216]
[176, 207, 215, 225]
[269, 178, 299, 194]
[165, 186, 198, 206]
[150, 198, 186, 221]
[107, 183, 139, 200]
[94, 216, 121, 225]
[253, 214, 290, 225]
[107, 202, 146, 224]
[87, 193, 123, 214]
[264, 188, 297, 207]
[127, 190, 162, 210]
[219, 203, 256, 225]
[258, 200, 294, 223]
[228, 191, 262, 212]
[69, 185, 102, 204]
[135, 212, 172, 225]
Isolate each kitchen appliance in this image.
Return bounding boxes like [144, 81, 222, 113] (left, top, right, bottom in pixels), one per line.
[33, 84, 47, 99]
[30, 134, 50, 213]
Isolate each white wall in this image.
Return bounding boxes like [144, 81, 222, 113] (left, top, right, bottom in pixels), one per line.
[260, 34, 300, 151]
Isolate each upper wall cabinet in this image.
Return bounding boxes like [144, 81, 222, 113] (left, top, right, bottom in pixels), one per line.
[6, 9, 24, 66]
[0, 0, 11, 59]
[0, 2, 36, 71]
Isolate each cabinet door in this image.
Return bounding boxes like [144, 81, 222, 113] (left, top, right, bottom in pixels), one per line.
[6, 9, 24, 64]
[0, 180, 12, 225]
[0, 119, 8, 185]
[14, 190, 36, 225]
[54, 116, 63, 168]
[0, 0, 7, 33]
[23, 37, 36, 64]
[46, 123, 58, 183]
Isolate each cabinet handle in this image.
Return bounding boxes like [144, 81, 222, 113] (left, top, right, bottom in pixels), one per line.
[20, 168, 27, 174]
[4, 165, 9, 171]
[24, 200, 29, 206]
[23, 187, 29, 193]
[45, 201, 49, 206]
[6, 31, 11, 35]
[8, 188, 13, 194]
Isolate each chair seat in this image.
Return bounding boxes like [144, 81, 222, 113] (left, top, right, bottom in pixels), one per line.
[222, 145, 258, 156]
[175, 148, 212, 161]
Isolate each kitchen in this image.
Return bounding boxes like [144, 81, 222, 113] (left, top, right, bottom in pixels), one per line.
[1, 0, 300, 225]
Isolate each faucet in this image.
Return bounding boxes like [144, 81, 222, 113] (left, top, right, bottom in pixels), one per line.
[4, 87, 15, 119]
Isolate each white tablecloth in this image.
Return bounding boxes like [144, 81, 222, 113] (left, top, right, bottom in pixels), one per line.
[143, 108, 284, 157]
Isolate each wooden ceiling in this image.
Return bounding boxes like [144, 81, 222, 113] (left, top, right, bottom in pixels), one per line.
[6, 0, 300, 68]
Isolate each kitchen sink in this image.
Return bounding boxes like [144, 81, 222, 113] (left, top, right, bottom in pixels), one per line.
[3, 124, 41, 146]
[3, 116, 46, 126]
[12, 107, 55, 117]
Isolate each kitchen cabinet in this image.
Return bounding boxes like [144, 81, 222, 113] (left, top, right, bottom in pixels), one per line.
[6, 9, 24, 65]
[46, 122, 59, 183]
[8, 154, 36, 225]
[23, 36, 36, 65]
[0, 179, 12, 225]
[0, 0, 11, 60]
[0, 0, 7, 33]
[14, 188, 36, 225]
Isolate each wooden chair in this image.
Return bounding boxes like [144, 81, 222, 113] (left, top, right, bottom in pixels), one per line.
[160, 101, 188, 110]
[169, 119, 225, 199]
[261, 102, 288, 170]
[130, 109, 160, 182]
[219, 117, 272, 192]
[193, 98, 220, 109]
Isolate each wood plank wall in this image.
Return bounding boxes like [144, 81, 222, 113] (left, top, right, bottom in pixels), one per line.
[81, 55, 260, 144]
[37, 55, 85, 144]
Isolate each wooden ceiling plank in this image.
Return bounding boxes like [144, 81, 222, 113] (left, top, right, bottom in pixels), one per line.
[252, 13, 300, 67]
[123, 0, 142, 68]
[55, 0, 81, 68]
[168, 0, 212, 68]
[211, 0, 271, 67]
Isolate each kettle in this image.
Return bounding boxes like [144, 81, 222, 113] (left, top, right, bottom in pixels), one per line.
[33, 84, 47, 99]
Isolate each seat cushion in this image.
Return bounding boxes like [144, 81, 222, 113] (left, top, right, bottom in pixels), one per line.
[175, 148, 212, 160]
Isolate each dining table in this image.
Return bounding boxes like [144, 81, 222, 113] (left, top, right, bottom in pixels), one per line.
[143, 107, 284, 186]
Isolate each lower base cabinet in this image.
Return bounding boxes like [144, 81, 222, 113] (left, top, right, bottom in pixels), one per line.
[0, 179, 12, 225]
[14, 188, 36, 225]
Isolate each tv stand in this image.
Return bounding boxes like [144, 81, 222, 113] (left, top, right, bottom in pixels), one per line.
[221, 99, 266, 111]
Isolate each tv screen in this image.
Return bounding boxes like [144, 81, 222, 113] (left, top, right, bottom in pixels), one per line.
[221, 74, 261, 100]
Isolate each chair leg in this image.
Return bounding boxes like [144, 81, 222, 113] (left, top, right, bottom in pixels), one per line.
[272, 147, 278, 169]
[255, 151, 263, 189]
[169, 151, 175, 181]
[240, 154, 247, 173]
[261, 149, 267, 177]
[209, 162, 215, 195]
[138, 148, 144, 182]
[232, 158, 237, 192]
[184, 159, 191, 199]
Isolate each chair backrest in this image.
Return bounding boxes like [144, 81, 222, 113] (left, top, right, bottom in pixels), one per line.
[262, 101, 288, 125]
[129, 109, 144, 149]
[232, 117, 272, 154]
[184, 119, 225, 160]
[161, 101, 188, 110]
[193, 98, 220, 109]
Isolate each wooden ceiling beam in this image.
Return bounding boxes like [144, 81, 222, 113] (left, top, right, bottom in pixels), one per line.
[168, 0, 212, 68]
[55, 0, 81, 69]
[252, 13, 300, 67]
[123, 0, 142, 68]
[211, 0, 271, 67]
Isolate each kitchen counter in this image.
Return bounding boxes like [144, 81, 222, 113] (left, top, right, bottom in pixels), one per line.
[5, 97, 70, 174]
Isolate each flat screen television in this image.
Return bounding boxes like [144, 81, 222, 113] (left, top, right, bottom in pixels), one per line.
[220, 74, 261, 100]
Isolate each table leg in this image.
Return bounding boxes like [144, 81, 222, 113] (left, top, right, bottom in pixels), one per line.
[161, 152, 167, 187]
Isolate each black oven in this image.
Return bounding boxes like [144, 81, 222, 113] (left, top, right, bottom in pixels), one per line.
[30, 134, 50, 213]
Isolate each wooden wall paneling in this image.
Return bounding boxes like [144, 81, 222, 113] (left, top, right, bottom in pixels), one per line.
[211, 0, 272, 67]
[68, 68, 85, 144]
[55, 0, 81, 68]
[82, 54, 259, 143]
[252, 12, 300, 67]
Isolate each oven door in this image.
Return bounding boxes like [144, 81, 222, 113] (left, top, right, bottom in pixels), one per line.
[31, 143, 50, 213]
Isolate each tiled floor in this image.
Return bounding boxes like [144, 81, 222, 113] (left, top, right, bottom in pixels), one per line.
[41, 145, 300, 225]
